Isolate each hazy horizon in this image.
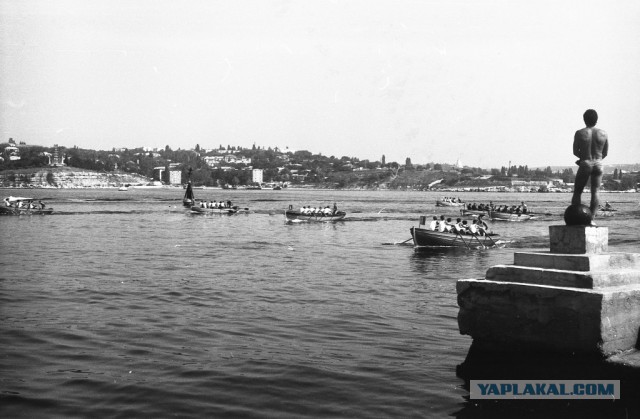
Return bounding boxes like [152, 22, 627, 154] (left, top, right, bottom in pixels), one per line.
[2, 0, 639, 169]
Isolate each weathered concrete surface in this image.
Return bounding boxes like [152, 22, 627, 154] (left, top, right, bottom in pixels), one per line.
[514, 251, 640, 272]
[601, 287, 640, 355]
[457, 224, 640, 399]
[485, 265, 640, 289]
[457, 279, 640, 356]
[549, 225, 608, 254]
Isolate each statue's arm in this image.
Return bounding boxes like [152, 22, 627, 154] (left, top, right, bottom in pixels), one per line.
[573, 131, 581, 158]
[602, 136, 609, 159]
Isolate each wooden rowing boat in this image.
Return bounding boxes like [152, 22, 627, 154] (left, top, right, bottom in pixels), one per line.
[460, 208, 535, 221]
[410, 215, 497, 249]
[410, 226, 497, 249]
[435, 199, 465, 207]
[190, 205, 248, 215]
[597, 208, 616, 217]
[285, 210, 346, 222]
[0, 206, 54, 215]
[1, 196, 53, 215]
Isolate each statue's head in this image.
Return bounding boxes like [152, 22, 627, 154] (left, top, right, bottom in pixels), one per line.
[583, 109, 598, 127]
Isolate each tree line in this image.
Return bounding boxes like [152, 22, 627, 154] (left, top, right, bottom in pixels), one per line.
[1, 142, 637, 190]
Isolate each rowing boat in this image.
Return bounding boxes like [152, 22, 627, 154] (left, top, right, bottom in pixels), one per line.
[410, 215, 497, 249]
[190, 205, 249, 215]
[0, 206, 54, 216]
[597, 209, 615, 217]
[285, 210, 346, 222]
[460, 208, 535, 221]
[435, 199, 465, 207]
[1, 196, 53, 215]
[410, 226, 496, 249]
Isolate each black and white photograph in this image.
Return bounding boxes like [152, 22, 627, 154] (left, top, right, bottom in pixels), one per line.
[1, 0, 640, 417]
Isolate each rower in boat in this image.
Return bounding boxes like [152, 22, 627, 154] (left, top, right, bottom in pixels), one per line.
[461, 220, 471, 234]
[453, 218, 465, 234]
[285, 203, 346, 222]
[475, 220, 487, 236]
[443, 217, 453, 232]
[468, 220, 479, 235]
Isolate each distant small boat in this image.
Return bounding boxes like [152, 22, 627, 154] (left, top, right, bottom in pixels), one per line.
[1, 196, 53, 215]
[598, 207, 616, 217]
[436, 199, 465, 207]
[118, 186, 128, 191]
[285, 208, 346, 222]
[461, 209, 535, 222]
[190, 205, 249, 215]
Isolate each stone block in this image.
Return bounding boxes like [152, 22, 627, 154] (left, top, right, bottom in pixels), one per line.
[457, 278, 640, 356]
[485, 264, 640, 289]
[602, 288, 640, 354]
[514, 252, 640, 271]
[549, 225, 608, 254]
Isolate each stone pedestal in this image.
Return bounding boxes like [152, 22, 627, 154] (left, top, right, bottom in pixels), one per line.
[549, 225, 608, 254]
[456, 225, 640, 387]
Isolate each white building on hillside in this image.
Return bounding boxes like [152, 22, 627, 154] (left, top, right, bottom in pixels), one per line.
[252, 169, 263, 184]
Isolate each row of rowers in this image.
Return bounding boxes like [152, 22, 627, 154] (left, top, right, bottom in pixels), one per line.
[299, 203, 338, 215]
[199, 200, 233, 208]
[3, 198, 46, 209]
[466, 201, 529, 214]
[427, 215, 490, 236]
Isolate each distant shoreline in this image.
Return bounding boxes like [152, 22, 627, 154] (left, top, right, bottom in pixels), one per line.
[2, 185, 638, 194]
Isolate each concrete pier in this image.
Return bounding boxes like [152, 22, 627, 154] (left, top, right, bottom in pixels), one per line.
[456, 225, 640, 391]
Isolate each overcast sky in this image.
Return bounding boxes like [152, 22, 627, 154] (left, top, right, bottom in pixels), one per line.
[1, 0, 639, 168]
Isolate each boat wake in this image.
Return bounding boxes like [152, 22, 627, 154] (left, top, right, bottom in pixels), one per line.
[381, 240, 413, 246]
[49, 209, 166, 216]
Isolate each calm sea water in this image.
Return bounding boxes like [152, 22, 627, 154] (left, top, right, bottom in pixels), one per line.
[1, 188, 639, 418]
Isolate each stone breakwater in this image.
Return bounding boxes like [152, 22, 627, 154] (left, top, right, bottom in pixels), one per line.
[0, 168, 153, 188]
[456, 225, 640, 399]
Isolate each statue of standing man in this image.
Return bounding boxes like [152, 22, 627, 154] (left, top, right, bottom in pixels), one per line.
[571, 109, 609, 224]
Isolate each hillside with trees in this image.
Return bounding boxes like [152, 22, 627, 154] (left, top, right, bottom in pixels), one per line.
[1, 139, 638, 191]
